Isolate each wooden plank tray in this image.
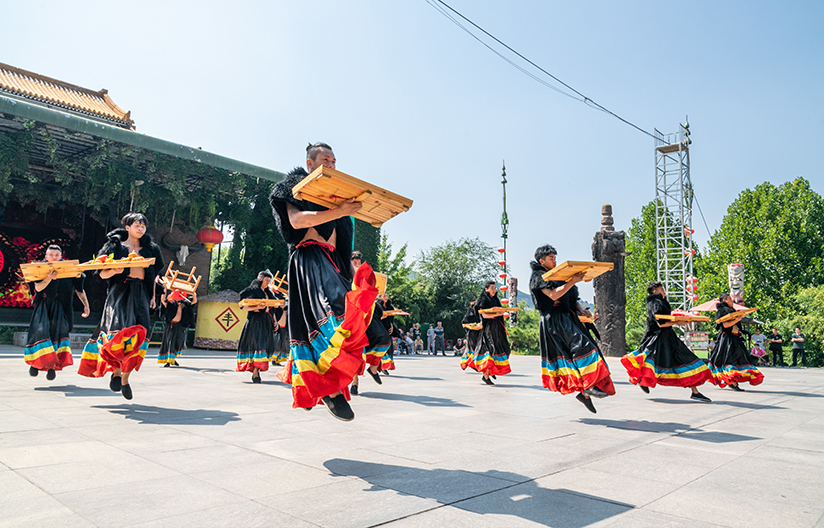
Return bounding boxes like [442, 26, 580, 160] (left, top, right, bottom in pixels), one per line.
[655, 314, 711, 323]
[382, 309, 410, 317]
[20, 260, 82, 282]
[374, 272, 388, 295]
[239, 298, 285, 309]
[292, 165, 413, 227]
[542, 261, 614, 283]
[579, 315, 595, 324]
[715, 307, 757, 324]
[77, 257, 155, 271]
[478, 307, 520, 315]
[462, 323, 483, 331]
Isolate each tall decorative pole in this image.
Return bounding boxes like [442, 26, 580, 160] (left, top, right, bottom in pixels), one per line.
[497, 162, 517, 325]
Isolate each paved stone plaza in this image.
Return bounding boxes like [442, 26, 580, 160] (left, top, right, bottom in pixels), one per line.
[1, 346, 822, 528]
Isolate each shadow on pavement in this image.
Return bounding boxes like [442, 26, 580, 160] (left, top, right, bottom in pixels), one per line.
[323, 458, 632, 527]
[357, 392, 469, 408]
[745, 389, 824, 398]
[378, 375, 444, 382]
[579, 418, 761, 443]
[648, 397, 786, 410]
[92, 404, 241, 425]
[34, 384, 116, 397]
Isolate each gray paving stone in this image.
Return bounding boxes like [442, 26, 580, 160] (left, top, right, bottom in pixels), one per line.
[54, 474, 241, 527]
[129, 500, 316, 528]
[258, 478, 439, 528]
[0, 350, 822, 527]
[191, 458, 346, 499]
[17, 452, 180, 495]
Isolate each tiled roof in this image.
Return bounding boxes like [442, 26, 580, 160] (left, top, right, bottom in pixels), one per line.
[0, 62, 133, 128]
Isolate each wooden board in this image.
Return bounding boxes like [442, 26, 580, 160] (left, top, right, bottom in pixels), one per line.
[579, 315, 594, 324]
[374, 272, 388, 295]
[292, 165, 413, 227]
[162, 262, 201, 294]
[77, 257, 155, 271]
[269, 270, 288, 296]
[382, 309, 410, 317]
[239, 299, 285, 309]
[20, 260, 81, 282]
[162, 277, 199, 294]
[478, 307, 520, 315]
[655, 314, 711, 323]
[715, 307, 757, 324]
[462, 323, 483, 331]
[542, 261, 614, 283]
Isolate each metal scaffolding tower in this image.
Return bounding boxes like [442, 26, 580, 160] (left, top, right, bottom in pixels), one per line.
[654, 122, 695, 311]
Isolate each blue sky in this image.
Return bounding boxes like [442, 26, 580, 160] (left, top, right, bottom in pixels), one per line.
[2, 1, 822, 301]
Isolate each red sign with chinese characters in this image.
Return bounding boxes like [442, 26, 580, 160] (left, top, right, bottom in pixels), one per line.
[215, 306, 240, 332]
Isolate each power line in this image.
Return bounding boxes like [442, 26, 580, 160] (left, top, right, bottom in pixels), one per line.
[426, 0, 658, 139]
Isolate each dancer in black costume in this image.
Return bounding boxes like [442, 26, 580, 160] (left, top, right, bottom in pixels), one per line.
[621, 281, 712, 402]
[270, 142, 387, 420]
[460, 301, 482, 371]
[236, 271, 277, 383]
[473, 281, 512, 385]
[24, 245, 89, 380]
[78, 213, 163, 400]
[158, 288, 196, 366]
[271, 304, 289, 366]
[709, 293, 764, 390]
[530, 244, 615, 414]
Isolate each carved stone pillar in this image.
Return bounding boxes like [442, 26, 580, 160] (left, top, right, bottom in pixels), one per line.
[591, 204, 626, 357]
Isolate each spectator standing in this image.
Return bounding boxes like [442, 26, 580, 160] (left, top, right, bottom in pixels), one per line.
[768, 328, 784, 366]
[426, 324, 435, 355]
[791, 327, 806, 367]
[434, 322, 446, 355]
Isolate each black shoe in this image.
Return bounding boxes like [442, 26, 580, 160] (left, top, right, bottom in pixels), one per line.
[491, 375, 497, 380]
[640, 385, 650, 394]
[173, 361, 180, 366]
[29, 366, 39, 377]
[322, 394, 355, 421]
[350, 384, 359, 396]
[690, 391, 712, 403]
[46, 369, 56, 381]
[576, 393, 597, 414]
[163, 363, 171, 368]
[252, 376, 262, 384]
[110, 375, 122, 392]
[121, 384, 133, 400]
[729, 384, 745, 392]
[382, 370, 390, 375]
[585, 387, 609, 399]
[367, 368, 382, 385]
[483, 376, 495, 386]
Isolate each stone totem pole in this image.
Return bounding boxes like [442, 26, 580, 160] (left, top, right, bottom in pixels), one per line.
[591, 204, 627, 357]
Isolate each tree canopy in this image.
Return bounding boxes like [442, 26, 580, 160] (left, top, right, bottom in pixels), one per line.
[696, 177, 824, 322]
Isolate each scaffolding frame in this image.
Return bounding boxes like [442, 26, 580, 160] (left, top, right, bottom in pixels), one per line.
[654, 124, 694, 312]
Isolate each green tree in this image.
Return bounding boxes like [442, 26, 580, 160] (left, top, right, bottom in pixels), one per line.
[624, 201, 657, 331]
[508, 301, 540, 355]
[210, 183, 289, 293]
[374, 233, 434, 328]
[414, 237, 499, 340]
[696, 178, 824, 322]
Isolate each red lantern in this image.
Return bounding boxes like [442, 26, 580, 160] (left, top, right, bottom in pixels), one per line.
[497, 248, 506, 254]
[498, 260, 507, 266]
[499, 286, 508, 292]
[197, 225, 224, 252]
[499, 273, 507, 279]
